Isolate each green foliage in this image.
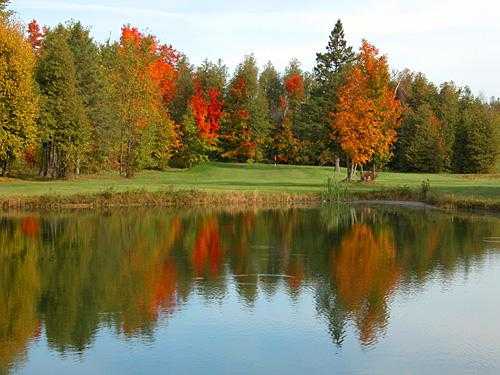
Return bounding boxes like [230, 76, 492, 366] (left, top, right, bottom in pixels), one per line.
[394, 104, 447, 172]
[36, 25, 90, 178]
[170, 110, 209, 168]
[66, 21, 110, 171]
[453, 91, 496, 173]
[300, 19, 355, 166]
[322, 173, 350, 204]
[0, 18, 38, 175]
[221, 55, 270, 162]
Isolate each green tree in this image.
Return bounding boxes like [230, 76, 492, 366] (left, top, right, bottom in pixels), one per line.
[395, 104, 447, 172]
[36, 25, 90, 178]
[302, 19, 355, 167]
[109, 28, 173, 177]
[437, 82, 460, 171]
[392, 71, 448, 172]
[0, 18, 38, 175]
[221, 55, 270, 161]
[66, 21, 110, 171]
[454, 90, 496, 173]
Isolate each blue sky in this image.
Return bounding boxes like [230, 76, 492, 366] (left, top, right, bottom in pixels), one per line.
[12, 0, 500, 98]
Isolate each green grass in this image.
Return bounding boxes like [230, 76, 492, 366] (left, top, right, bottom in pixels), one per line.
[0, 162, 498, 201]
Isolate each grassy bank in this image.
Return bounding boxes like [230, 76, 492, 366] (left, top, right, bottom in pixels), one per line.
[0, 162, 499, 211]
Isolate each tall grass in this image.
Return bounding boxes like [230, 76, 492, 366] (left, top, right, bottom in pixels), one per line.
[321, 173, 351, 204]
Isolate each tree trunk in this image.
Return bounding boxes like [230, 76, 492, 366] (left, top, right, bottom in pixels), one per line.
[335, 157, 340, 173]
[346, 158, 352, 181]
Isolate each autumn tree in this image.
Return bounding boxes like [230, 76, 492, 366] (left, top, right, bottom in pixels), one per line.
[221, 55, 270, 161]
[36, 25, 90, 178]
[109, 26, 177, 176]
[191, 60, 225, 143]
[333, 40, 401, 180]
[0, 15, 38, 175]
[271, 59, 304, 163]
[27, 19, 44, 53]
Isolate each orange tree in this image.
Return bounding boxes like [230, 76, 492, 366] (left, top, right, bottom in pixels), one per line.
[333, 40, 401, 180]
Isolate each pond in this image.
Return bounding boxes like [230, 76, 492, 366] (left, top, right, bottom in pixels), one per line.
[1, 206, 500, 374]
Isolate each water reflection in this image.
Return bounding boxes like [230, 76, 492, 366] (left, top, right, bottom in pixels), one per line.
[0, 206, 499, 373]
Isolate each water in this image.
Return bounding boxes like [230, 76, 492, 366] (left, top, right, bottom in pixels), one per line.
[1, 206, 499, 374]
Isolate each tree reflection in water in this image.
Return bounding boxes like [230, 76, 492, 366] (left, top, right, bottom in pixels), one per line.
[0, 207, 498, 373]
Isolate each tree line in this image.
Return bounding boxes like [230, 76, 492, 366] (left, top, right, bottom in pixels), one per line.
[1, 1, 498, 179]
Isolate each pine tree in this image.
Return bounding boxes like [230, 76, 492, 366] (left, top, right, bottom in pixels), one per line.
[65, 21, 109, 171]
[0, 17, 38, 175]
[454, 90, 496, 173]
[36, 25, 90, 178]
[303, 19, 355, 166]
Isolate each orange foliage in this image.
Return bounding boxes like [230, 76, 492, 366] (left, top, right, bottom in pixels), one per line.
[21, 217, 39, 238]
[120, 25, 179, 105]
[332, 223, 401, 345]
[191, 84, 223, 141]
[192, 219, 223, 277]
[284, 73, 305, 100]
[333, 40, 401, 166]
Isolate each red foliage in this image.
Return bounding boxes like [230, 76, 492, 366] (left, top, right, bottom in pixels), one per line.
[21, 217, 39, 238]
[120, 25, 180, 105]
[284, 73, 304, 99]
[192, 219, 223, 277]
[191, 84, 223, 140]
[27, 20, 43, 52]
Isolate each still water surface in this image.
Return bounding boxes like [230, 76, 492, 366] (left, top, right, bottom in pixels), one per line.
[1, 206, 500, 374]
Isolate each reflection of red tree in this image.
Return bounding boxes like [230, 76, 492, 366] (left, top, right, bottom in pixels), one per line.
[21, 217, 39, 238]
[332, 224, 400, 345]
[149, 259, 177, 317]
[192, 219, 223, 277]
[286, 259, 304, 290]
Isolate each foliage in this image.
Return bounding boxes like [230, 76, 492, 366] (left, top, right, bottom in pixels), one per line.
[36, 25, 90, 178]
[0, 18, 38, 175]
[333, 40, 401, 179]
[221, 55, 270, 162]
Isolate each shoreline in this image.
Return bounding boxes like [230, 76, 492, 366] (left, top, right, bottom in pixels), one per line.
[0, 188, 498, 213]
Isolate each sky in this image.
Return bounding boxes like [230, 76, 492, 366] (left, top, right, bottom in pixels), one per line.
[12, 0, 500, 98]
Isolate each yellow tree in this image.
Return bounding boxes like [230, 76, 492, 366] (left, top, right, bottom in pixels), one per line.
[0, 17, 38, 175]
[333, 40, 401, 180]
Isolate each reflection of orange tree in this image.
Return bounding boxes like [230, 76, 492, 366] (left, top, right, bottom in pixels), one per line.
[0, 217, 41, 371]
[331, 223, 401, 345]
[118, 216, 182, 336]
[191, 218, 223, 278]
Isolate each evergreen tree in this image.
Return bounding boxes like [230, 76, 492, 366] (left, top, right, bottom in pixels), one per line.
[66, 21, 109, 170]
[303, 19, 355, 166]
[392, 71, 448, 172]
[394, 104, 447, 172]
[259, 61, 283, 128]
[454, 90, 496, 173]
[36, 25, 90, 178]
[0, 17, 38, 175]
[169, 56, 194, 125]
[437, 82, 460, 171]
